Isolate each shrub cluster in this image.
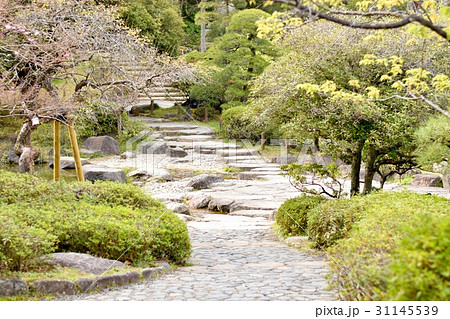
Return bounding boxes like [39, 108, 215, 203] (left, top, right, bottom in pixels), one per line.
[276, 195, 326, 237]
[221, 106, 260, 141]
[276, 191, 449, 300]
[0, 171, 191, 273]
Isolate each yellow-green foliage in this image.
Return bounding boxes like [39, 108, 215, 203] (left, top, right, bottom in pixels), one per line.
[0, 171, 191, 273]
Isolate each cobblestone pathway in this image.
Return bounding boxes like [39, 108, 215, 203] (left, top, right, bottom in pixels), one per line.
[75, 214, 335, 301]
[72, 118, 336, 301]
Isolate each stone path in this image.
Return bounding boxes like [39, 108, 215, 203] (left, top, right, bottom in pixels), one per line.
[74, 214, 334, 301]
[76, 117, 337, 300]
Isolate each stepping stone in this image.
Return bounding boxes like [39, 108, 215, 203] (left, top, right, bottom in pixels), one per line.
[166, 141, 241, 151]
[175, 135, 215, 142]
[216, 149, 259, 157]
[251, 167, 283, 173]
[228, 210, 276, 220]
[221, 156, 266, 164]
[230, 201, 281, 212]
[227, 163, 280, 172]
[238, 171, 280, 180]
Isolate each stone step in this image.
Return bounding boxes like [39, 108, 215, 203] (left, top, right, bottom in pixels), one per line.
[166, 141, 241, 151]
[221, 156, 266, 164]
[238, 171, 281, 180]
[163, 135, 215, 143]
[250, 167, 283, 173]
[228, 210, 276, 220]
[227, 163, 280, 172]
[231, 201, 281, 212]
[216, 149, 259, 157]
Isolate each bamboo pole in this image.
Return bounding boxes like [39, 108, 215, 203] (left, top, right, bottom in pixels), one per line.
[53, 121, 61, 181]
[67, 123, 85, 182]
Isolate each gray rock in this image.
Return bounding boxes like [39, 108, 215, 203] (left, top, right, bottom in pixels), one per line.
[48, 156, 90, 169]
[166, 202, 190, 214]
[120, 151, 136, 159]
[187, 174, 224, 190]
[141, 268, 159, 280]
[271, 154, 297, 165]
[411, 174, 442, 187]
[6, 151, 19, 164]
[189, 193, 211, 209]
[0, 278, 29, 297]
[45, 252, 125, 275]
[76, 278, 95, 293]
[83, 165, 126, 183]
[139, 141, 169, 154]
[208, 198, 235, 213]
[81, 136, 121, 155]
[167, 147, 188, 158]
[153, 168, 173, 181]
[176, 213, 195, 222]
[29, 280, 78, 295]
[128, 169, 150, 178]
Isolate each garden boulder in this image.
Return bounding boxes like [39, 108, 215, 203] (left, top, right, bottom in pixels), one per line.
[81, 136, 121, 155]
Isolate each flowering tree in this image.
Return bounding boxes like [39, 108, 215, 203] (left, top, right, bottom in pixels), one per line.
[0, 0, 194, 172]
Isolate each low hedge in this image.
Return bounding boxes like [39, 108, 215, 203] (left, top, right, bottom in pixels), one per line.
[0, 170, 191, 273]
[276, 195, 326, 237]
[323, 191, 449, 301]
[307, 196, 367, 248]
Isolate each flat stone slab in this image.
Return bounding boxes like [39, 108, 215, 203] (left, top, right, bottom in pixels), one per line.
[238, 172, 279, 181]
[164, 135, 215, 142]
[216, 149, 260, 157]
[230, 201, 281, 212]
[45, 252, 125, 275]
[166, 141, 241, 151]
[227, 163, 280, 172]
[229, 210, 276, 220]
[221, 156, 266, 164]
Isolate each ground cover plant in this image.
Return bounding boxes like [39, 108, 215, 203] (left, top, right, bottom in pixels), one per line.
[0, 170, 191, 274]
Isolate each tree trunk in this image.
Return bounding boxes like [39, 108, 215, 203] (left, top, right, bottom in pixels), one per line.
[19, 147, 40, 173]
[350, 139, 365, 196]
[200, 0, 206, 52]
[15, 120, 40, 173]
[363, 144, 378, 194]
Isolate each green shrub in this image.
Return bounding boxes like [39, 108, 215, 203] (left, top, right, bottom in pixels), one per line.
[307, 196, 366, 248]
[388, 215, 450, 300]
[327, 191, 449, 300]
[221, 106, 260, 141]
[0, 214, 57, 272]
[276, 195, 326, 237]
[0, 171, 192, 272]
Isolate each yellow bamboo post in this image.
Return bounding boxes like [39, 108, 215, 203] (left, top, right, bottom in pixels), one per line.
[67, 123, 85, 182]
[53, 121, 61, 181]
